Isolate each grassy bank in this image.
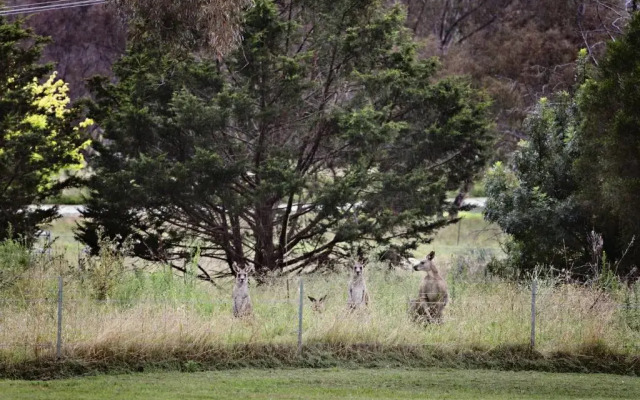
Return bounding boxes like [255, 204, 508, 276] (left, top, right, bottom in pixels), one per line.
[2, 342, 640, 380]
[2, 368, 639, 399]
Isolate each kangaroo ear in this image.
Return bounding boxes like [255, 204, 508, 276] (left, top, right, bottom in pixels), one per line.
[428, 251, 435, 260]
[231, 262, 240, 273]
[319, 295, 327, 302]
[245, 264, 254, 274]
[308, 296, 316, 302]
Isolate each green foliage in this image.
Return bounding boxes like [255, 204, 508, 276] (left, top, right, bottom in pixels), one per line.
[623, 283, 640, 333]
[575, 12, 640, 274]
[469, 179, 486, 197]
[43, 187, 90, 205]
[0, 238, 31, 291]
[78, 231, 127, 300]
[484, 15, 640, 278]
[0, 16, 92, 243]
[79, 0, 493, 277]
[485, 93, 590, 277]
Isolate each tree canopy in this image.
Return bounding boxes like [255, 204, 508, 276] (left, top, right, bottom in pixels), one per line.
[484, 92, 589, 277]
[109, 0, 252, 56]
[485, 12, 640, 278]
[78, 0, 493, 279]
[0, 16, 91, 242]
[575, 11, 640, 272]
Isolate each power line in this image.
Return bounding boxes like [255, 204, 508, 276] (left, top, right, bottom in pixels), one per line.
[0, 0, 106, 16]
[0, 0, 84, 10]
[0, 0, 106, 15]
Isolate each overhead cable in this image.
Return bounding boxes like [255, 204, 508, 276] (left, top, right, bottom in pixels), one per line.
[0, 0, 86, 11]
[0, 0, 106, 16]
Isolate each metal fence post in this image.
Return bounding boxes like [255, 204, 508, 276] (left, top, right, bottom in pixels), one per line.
[451, 271, 456, 304]
[530, 278, 537, 350]
[57, 276, 63, 359]
[298, 279, 304, 354]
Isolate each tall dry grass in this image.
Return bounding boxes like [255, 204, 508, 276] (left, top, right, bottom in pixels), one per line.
[1, 246, 639, 366]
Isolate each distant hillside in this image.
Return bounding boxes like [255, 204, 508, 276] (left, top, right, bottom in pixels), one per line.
[403, 0, 631, 150]
[5, 0, 126, 99]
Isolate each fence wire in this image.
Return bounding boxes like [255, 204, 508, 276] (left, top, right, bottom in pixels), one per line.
[1, 277, 639, 360]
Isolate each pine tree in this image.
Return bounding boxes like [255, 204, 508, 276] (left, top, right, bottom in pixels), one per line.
[78, 0, 493, 279]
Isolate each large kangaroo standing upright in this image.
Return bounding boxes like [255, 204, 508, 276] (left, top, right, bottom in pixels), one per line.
[232, 263, 253, 318]
[347, 262, 369, 310]
[411, 251, 448, 323]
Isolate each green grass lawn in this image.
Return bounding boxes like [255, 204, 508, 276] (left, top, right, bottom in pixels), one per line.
[1, 368, 638, 400]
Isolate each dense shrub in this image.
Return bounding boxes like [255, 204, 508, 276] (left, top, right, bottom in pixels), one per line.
[484, 93, 590, 277]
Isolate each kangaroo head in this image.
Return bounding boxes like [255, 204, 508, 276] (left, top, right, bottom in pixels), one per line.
[308, 295, 328, 313]
[413, 251, 436, 272]
[233, 262, 252, 285]
[352, 262, 365, 277]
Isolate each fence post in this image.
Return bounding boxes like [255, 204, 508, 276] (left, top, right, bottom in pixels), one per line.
[530, 278, 537, 350]
[56, 276, 63, 359]
[451, 271, 456, 304]
[297, 279, 304, 354]
[456, 219, 462, 246]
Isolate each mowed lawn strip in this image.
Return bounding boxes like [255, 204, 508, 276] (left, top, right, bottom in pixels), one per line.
[0, 368, 639, 400]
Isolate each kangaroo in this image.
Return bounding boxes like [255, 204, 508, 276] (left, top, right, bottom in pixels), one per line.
[347, 262, 369, 310]
[411, 251, 448, 323]
[232, 263, 253, 318]
[308, 295, 328, 313]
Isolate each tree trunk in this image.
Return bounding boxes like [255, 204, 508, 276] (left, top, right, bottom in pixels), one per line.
[253, 203, 277, 278]
[450, 179, 472, 219]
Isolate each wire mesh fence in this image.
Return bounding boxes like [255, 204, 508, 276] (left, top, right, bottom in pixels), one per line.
[1, 275, 639, 362]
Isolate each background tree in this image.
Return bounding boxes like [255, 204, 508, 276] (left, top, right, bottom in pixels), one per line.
[484, 92, 590, 277]
[486, 12, 640, 279]
[575, 11, 640, 274]
[0, 16, 91, 243]
[109, 0, 252, 56]
[405, 0, 631, 154]
[3, 0, 126, 99]
[405, 0, 514, 54]
[5, 0, 631, 158]
[78, 0, 493, 279]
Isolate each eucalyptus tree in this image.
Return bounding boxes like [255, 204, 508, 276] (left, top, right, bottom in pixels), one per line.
[109, 0, 252, 56]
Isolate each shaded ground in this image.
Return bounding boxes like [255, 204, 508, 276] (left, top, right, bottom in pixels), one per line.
[0, 367, 638, 400]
